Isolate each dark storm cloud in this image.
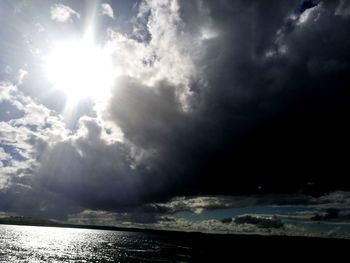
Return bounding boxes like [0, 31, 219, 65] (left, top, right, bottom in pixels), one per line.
[104, 0, 350, 201]
[36, 118, 144, 210]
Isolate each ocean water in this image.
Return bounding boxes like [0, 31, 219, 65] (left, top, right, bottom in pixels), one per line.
[1, 224, 350, 262]
[0, 225, 195, 262]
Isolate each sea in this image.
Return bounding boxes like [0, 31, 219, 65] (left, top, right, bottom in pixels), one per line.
[0, 224, 198, 262]
[0, 224, 349, 262]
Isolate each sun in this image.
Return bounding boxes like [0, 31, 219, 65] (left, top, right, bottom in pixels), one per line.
[45, 36, 114, 103]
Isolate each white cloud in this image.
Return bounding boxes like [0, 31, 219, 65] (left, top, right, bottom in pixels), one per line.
[17, 69, 28, 85]
[0, 83, 68, 189]
[297, 3, 322, 25]
[101, 3, 115, 19]
[104, 0, 219, 111]
[50, 4, 80, 23]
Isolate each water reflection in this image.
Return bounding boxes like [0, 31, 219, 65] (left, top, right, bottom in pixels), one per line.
[0, 225, 193, 262]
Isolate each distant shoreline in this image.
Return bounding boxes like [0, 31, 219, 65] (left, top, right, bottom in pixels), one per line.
[0, 216, 182, 235]
[0, 219, 187, 236]
[1, 216, 350, 243]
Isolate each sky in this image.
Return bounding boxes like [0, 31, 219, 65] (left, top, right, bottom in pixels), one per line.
[1, 0, 350, 238]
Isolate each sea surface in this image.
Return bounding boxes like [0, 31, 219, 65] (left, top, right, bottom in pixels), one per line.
[1, 224, 350, 262]
[0, 225, 198, 262]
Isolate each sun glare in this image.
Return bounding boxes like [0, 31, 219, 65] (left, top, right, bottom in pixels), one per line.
[45, 37, 114, 103]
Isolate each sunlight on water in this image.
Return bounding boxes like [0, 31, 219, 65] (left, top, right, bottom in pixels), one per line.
[0, 225, 193, 262]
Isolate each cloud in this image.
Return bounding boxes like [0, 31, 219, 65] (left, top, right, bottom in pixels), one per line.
[1, 0, 350, 231]
[101, 3, 115, 19]
[50, 4, 80, 23]
[136, 191, 350, 219]
[149, 194, 315, 215]
[99, 0, 350, 202]
[234, 215, 284, 229]
[0, 83, 69, 218]
[335, 0, 350, 16]
[33, 0, 350, 214]
[35, 117, 146, 211]
[17, 69, 28, 86]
